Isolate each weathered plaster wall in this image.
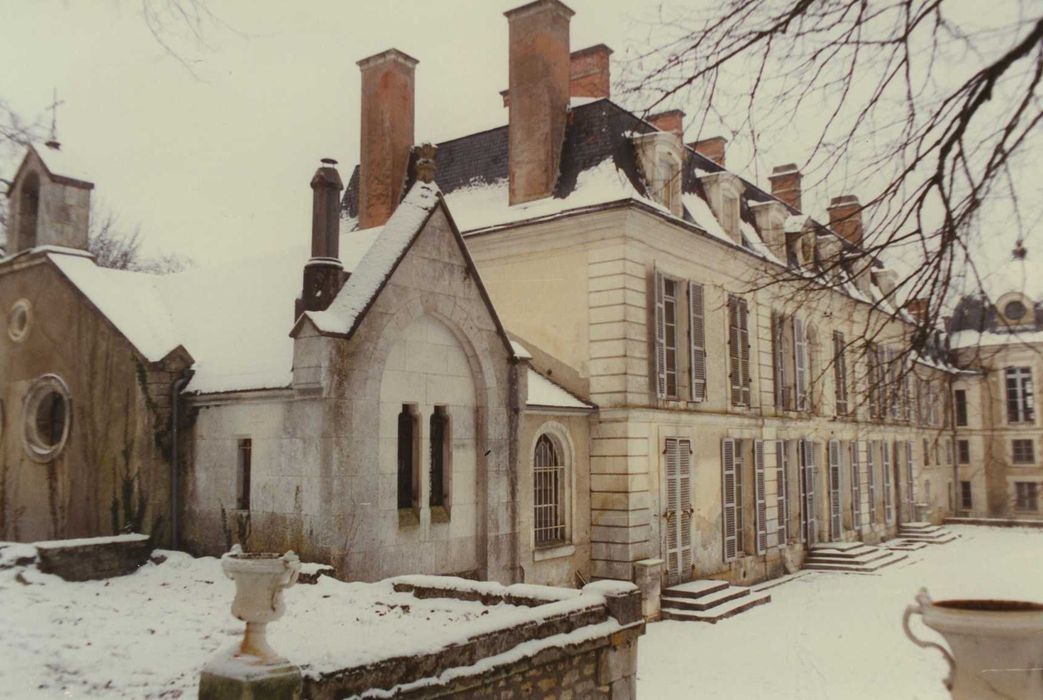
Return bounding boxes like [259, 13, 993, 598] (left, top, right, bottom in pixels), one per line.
[0, 256, 171, 543]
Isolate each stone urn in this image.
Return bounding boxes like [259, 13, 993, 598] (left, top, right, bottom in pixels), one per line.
[903, 588, 1043, 699]
[222, 545, 301, 664]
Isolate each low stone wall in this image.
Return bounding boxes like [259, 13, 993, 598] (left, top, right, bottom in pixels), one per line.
[305, 578, 644, 699]
[34, 534, 151, 581]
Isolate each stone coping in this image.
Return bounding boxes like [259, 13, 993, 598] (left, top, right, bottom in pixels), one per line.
[33, 533, 152, 582]
[305, 576, 643, 699]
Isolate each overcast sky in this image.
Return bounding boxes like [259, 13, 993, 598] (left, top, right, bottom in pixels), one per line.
[2, 0, 1038, 289]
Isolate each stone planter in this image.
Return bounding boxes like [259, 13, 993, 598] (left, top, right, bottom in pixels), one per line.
[903, 588, 1043, 699]
[222, 546, 301, 664]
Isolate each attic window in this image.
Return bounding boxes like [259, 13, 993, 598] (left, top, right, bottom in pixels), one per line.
[998, 294, 1033, 328]
[23, 375, 70, 462]
[656, 152, 681, 215]
[720, 190, 739, 238]
[1004, 300, 1027, 322]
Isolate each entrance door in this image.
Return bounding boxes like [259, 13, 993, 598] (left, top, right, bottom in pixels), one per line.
[665, 437, 693, 585]
[799, 439, 818, 544]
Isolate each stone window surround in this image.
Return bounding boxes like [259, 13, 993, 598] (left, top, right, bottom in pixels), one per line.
[7, 298, 31, 343]
[530, 421, 576, 560]
[1011, 438, 1036, 465]
[22, 374, 71, 463]
[1014, 481, 1039, 512]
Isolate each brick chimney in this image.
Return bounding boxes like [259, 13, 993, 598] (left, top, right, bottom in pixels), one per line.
[647, 109, 684, 139]
[501, 43, 611, 107]
[769, 164, 802, 211]
[827, 194, 863, 247]
[357, 49, 418, 229]
[505, 0, 574, 205]
[688, 136, 726, 167]
[905, 298, 929, 324]
[297, 158, 345, 318]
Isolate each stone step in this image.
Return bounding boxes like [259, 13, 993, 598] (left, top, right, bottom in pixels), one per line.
[882, 539, 930, 551]
[804, 549, 893, 566]
[900, 521, 937, 531]
[661, 585, 749, 612]
[803, 552, 907, 573]
[661, 579, 730, 600]
[661, 591, 771, 624]
[810, 544, 878, 558]
[811, 541, 866, 551]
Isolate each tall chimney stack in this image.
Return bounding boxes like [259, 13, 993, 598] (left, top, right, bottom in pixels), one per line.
[297, 158, 345, 318]
[357, 49, 418, 229]
[688, 136, 726, 167]
[827, 194, 863, 247]
[769, 164, 802, 211]
[505, 0, 574, 205]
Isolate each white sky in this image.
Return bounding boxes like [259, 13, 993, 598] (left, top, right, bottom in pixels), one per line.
[1, 0, 1038, 282]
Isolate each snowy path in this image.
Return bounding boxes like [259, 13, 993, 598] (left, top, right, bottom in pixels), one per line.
[637, 526, 1043, 699]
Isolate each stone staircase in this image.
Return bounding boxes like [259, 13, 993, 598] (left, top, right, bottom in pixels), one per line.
[896, 522, 959, 544]
[803, 541, 907, 573]
[660, 579, 771, 623]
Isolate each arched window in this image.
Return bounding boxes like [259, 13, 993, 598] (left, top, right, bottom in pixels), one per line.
[17, 172, 41, 252]
[533, 434, 566, 547]
[23, 375, 71, 462]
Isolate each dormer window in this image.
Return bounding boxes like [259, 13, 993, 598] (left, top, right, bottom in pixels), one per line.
[996, 293, 1033, 330]
[697, 171, 744, 245]
[633, 131, 684, 217]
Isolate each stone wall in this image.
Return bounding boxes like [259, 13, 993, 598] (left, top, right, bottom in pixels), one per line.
[34, 533, 151, 581]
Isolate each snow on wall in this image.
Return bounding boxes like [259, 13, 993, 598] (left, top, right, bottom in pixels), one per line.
[527, 369, 592, 410]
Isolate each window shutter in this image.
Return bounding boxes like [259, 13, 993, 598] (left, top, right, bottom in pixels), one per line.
[793, 316, 807, 411]
[866, 441, 877, 525]
[728, 298, 742, 405]
[721, 438, 738, 561]
[828, 439, 842, 540]
[833, 331, 848, 415]
[754, 440, 767, 554]
[665, 438, 680, 580]
[776, 440, 788, 546]
[850, 442, 862, 529]
[739, 299, 752, 406]
[882, 441, 894, 523]
[905, 440, 915, 519]
[654, 269, 667, 398]
[804, 440, 817, 544]
[679, 439, 693, 576]
[689, 282, 707, 402]
[772, 312, 785, 409]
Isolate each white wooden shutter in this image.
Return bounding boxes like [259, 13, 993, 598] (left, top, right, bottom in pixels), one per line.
[772, 312, 785, 409]
[833, 331, 848, 415]
[883, 441, 894, 523]
[850, 442, 862, 529]
[665, 438, 680, 582]
[679, 439, 693, 577]
[728, 298, 742, 405]
[793, 316, 807, 411]
[654, 269, 667, 398]
[866, 441, 877, 525]
[775, 440, 788, 546]
[738, 300, 752, 406]
[721, 438, 738, 561]
[828, 439, 842, 541]
[905, 440, 915, 519]
[754, 440, 767, 555]
[804, 440, 817, 544]
[689, 282, 707, 402]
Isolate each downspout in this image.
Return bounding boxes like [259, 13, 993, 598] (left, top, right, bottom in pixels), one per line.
[170, 369, 193, 549]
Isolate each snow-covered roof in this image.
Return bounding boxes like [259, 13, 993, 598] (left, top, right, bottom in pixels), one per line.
[949, 328, 1043, 350]
[526, 369, 594, 411]
[32, 143, 93, 185]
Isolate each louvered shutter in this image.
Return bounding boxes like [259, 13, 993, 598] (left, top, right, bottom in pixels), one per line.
[905, 440, 915, 520]
[883, 441, 894, 523]
[828, 440, 842, 540]
[804, 440, 817, 544]
[850, 442, 862, 529]
[738, 299, 752, 406]
[689, 282, 707, 402]
[754, 441, 767, 554]
[793, 316, 807, 411]
[866, 441, 877, 525]
[776, 440, 788, 546]
[772, 312, 785, 409]
[721, 438, 738, 561]
[833, 331, 848, 415]
[665, 438, 680, 581]
[654, 270, 667, 398]
[728, 298, 742, 405]
[679, 439, 693, 577]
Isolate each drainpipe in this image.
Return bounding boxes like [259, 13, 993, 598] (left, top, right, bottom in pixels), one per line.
[170, 369, 193, 549]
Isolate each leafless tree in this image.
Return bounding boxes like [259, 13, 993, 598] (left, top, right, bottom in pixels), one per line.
[623, 0, 1042, 338]
[89, 208, 191, 274]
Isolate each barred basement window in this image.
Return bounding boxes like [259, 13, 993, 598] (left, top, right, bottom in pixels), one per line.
[1012, 439, 1035, 465]
[236, 438, 252, 510]
[1014, 482, 1039, 512]
[1006, 367, 1035, 424]
[533, 434, 566, 547]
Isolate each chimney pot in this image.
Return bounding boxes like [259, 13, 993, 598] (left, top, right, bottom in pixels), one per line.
[688, 136, 727, 167]
[769, 163, 802, 211]
[501, 42, 612, 107]
[357, 48, 418, 229]
[414, 142, 438, 184]
[298, 160, 346, 318]
[506, 0, 574, 205]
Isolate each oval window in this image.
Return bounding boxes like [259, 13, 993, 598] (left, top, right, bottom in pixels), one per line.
[1004, 300, 1027, 323]
[8, 299, 31, 342]
[23, 375, 71, 462]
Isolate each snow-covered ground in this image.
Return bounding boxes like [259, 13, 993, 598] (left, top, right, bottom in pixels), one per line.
[638, 525, 1043, 699]
[0, 550, 539, 699]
